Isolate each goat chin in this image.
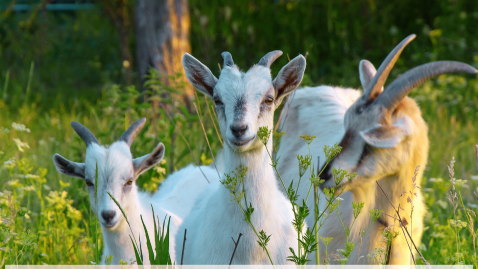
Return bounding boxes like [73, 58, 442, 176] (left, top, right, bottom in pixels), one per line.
[276, 85, 427, 265]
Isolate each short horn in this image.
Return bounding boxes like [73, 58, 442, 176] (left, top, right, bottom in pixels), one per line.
[71, 121, 99, 146]
[120, 118, 147, 147]
[364, 34, 416, 99]
[221, 52, 234, 67]
[375, 61, 478, 111]
[258, 50, 283, 68]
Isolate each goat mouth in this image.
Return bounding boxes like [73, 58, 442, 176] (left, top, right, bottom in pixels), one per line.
[102, 221, 119, 229]
[230, 136, 255, 147]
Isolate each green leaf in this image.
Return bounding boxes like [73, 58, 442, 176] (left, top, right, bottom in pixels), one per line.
[130, 235, 143, 265]
[140, 214, 155, 263]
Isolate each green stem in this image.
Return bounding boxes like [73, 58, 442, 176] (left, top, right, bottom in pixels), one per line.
[263, 144, 302, 258]
[458, 190, 477, 266]
[2, 70, 9, 100]
[25, 62, 34, 103]
[314, 186, 319, 265]
[233, 193, 275, 267]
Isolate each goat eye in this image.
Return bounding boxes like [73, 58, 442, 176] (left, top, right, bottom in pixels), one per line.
[85, 181, 94, 187]
[264, 97, 274, 105]
[125, 180, 133, 186]
[357, 105, 365, 114]
[213, 98, 222, 105]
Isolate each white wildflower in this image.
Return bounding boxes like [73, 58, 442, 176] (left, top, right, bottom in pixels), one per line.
[11, 123, 30, 133]
[3, 158, 15, 169]
[13, 138, 30, 152]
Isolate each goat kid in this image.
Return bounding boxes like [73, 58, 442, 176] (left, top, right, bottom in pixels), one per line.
[176, 51, 306, 264]
[53, 118, 219, 264]
[277, 34, 477, 264]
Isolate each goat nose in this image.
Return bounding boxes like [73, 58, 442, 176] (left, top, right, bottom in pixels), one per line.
[230, 123, 248, 138]
[101, 210, 116, 223]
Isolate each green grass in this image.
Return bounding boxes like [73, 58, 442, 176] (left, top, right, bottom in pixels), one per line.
[0, 69, 477, 266]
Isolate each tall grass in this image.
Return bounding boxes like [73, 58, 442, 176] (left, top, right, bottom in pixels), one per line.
[0, 70, 221, 265]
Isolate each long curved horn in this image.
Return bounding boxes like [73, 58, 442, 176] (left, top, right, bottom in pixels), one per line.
[119, 118, 146, 147]
[364, 34, 416, 99]
[258, 50, 283, 68]
[71, 121, 99, 146]
[375, 61, 478, 111]
[221, 52, 234, 67]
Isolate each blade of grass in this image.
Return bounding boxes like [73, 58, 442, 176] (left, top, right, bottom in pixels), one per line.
[140, 214, 155, 263]
[95, 163, 99, 264]
[376, 181, 431, 267]
[25, 61, 34, 103]
[2, 70, 9, 100]
[106, 191, 142, 264]
[159, 103, 211, 183]
[204, 95, 223, 146]
[193, 102, 221, 180]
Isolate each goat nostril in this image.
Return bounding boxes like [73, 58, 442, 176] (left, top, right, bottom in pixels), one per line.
[230, 124, 248, 137]
[101, 210, 116, 222]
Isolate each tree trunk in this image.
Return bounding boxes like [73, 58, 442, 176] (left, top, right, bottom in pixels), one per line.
[135, 0, 192, 97]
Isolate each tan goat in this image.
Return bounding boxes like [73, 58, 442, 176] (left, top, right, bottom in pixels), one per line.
[276, 34, 477, 264]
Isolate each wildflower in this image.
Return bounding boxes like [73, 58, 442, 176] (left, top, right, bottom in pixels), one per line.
[369, 209, 383, 221]
[299, 134, 316, 145]
[449, 219, 467, 230]
[352, 201, 365, 219]
[0, 127, 10, 134]
[309, 173, 324, 186]
[200, 153, 213, 166]
[154, 165, 166, 175]
[273, 131, 286, 140]
[257, 126, 272, 145]
[324, 143, 342, 162]
[297, 154, 311, 177]
[11, 122, 31, 133]
[319, 236, 333, 246]
[13, 138, 30, 152]
[3, 158, 15, 169]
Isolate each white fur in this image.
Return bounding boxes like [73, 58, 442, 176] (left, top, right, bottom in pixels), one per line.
[277, 85, 427, 264]
[54, 139, 220, 264]
[177, 53, 306, 264]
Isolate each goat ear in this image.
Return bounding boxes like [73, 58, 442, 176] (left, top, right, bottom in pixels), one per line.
[52, 154, 86, 179]
[273, 55, 306, 105]
[182, 53, 218, 98]
[359, 60, 383, 96]
[359, 117, 413, 148]
[133, 142, 165, 177]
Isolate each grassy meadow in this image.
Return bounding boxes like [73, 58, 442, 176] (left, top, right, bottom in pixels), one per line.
[1, 0, 478, 266]
[1, 65, 478, 266]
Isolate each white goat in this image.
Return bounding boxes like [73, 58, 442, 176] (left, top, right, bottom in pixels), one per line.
[175, 51, 306, 264]
[53, 118, 219, 264]
[277, 34, 477, 264]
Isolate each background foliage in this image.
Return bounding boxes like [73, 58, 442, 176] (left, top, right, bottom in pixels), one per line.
[0, 0, 478, 266]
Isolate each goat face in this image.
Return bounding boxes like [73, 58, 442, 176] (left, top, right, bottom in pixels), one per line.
[53, 118, 165, 230]
[320, 34, 477, 190]
[182, 51, 306, 152]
